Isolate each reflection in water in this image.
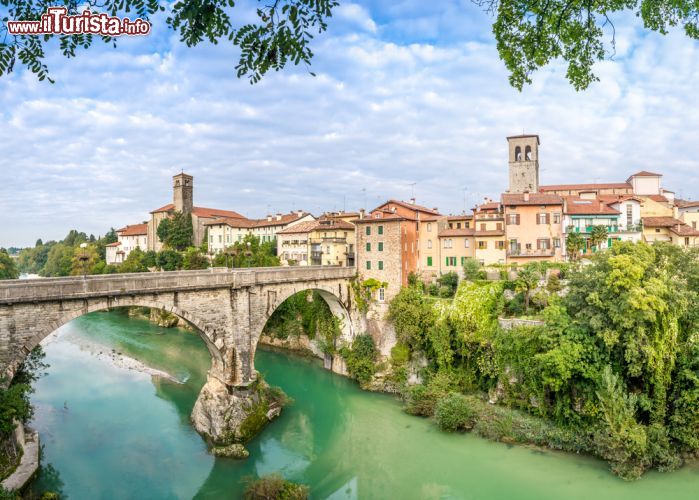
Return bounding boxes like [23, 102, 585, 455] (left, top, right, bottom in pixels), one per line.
[28, 311, 699, 500]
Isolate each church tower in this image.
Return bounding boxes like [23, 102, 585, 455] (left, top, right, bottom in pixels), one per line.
[173, 172, 193, 214]
[507, 135, 540, 193]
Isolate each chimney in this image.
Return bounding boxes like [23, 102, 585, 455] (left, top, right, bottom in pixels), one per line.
[359, 209, 365, 219]
[410, 198, 416, 205]
[267, 214, 272, 222]
[297, 209, 304, 217]
[523, 191, 530, 202]
[276, 213, 282, 221]
[433, 207, 439, 212]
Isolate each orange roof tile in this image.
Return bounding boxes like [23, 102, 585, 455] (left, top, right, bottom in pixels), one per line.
[540, 183, 631, 192]
[438, 228, 475, 237]
[371, 199, 441, 216]
[502, 193, 563, 206]
[253, 212, 312, 228]
[204, 217, 257, 229]
[644, 195, 669, 203]
[150, 203, 246, 220]
[117, 223, 148, 236]
[563, 197, 621, 215]
[629, 170, 662, 178]
[105, 242, 121, 247]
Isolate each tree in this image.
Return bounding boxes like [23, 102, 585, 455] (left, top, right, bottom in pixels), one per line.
[182, 247, 210, 270]
[0, 249, 19, 280]
[462, 258, 483, 281]
[70, 245, 100, 276]
[1, 0, 339, 84]
[3, 1, 698, 90]
[514, 262, 541, 312]
[566, 230, 585, 262]
[120, 247, 148, 273]
[590, 225, 609, 251]
[41, 244, 75, 277]
[157, 211, 193, 251]
[156, 249, 183, 271]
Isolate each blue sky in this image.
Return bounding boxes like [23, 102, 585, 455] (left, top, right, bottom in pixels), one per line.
[1, 1, 698, 247]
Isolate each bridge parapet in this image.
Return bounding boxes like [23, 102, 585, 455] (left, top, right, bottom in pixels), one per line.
[0, 266, 355, 304]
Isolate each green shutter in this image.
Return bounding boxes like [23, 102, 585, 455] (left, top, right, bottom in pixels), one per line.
[366, 226, 371, 235]
[427, 256, 433, 267]
[378, 226, 383, 235]
[378, 261, 383, 270]
[366, 242, 371, 251]
[445, 257, 449, 266]
[378, 242, 383, 251]
[461, 256, 465, 265]
[366, 261, 371, 270]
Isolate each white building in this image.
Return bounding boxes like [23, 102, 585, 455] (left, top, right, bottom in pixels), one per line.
[106, 223, 148, 265]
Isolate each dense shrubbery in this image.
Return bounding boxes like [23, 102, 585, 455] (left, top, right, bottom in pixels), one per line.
[389, 242, 699, 479]
[243, 474, 309, 500]
[340, 335, 378, 387]
[0, 249, 19, 280]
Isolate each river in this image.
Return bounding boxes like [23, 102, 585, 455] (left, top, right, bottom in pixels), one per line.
[27, 311, 699, 499]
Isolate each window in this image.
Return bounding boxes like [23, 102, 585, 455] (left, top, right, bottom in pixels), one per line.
[496, 241, 505, 250]
[626, 204, 633, 227]
[378, 288, 385, 302]
[685, 237, 690, 245]
[427, 223, 432, 232]
[378, 261, 384, 270]
[553, 238, 561, 248]
[366, 261, 371, 270]
[478, 241, 487, 249]
[537, 239, 551, 250]
[507, 214, 520, 225]
[496, 223, 503, 231]
[515, 145, 522, 161]
[464, 239, 470, 248]
[537, 213, 549, 225]
[456, 222, 461, 229]
[366, 242, 371, 251]
[553, 213, 561, 224]
[427, 239, 432, 249]
[445, 256, 457, 266]
[378, 226, 383, 235]
[218, 235, 222, 243]
[443, 239, 452, 249]
[525, 145, 532, 160]
[427, 256, 433, 267]
[449, 223, 453, 229]
[366, 226, 371, 235]
[378, 242, 384, 251]
[656, 229, 661, 233]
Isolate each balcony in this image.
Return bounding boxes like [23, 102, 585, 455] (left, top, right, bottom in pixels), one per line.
[573, 225, 619, 234]
[507, 248, 556, 258]
[618, 223, 643, 233]
[309, 237, 347, 244]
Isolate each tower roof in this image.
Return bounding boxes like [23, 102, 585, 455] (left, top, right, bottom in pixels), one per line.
[507, 134, 540, 145]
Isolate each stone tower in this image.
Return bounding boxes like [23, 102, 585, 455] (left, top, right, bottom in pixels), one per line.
[507, 135, 540, 193]
[173, 172, 194, 214]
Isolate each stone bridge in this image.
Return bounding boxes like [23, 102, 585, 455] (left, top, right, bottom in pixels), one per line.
[0, 266, 358, 443]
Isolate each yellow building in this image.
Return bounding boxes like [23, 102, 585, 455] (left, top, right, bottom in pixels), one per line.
[473, 202, 506, 265]
[642, 216, 699, 247]
[277, 218, 356, 266]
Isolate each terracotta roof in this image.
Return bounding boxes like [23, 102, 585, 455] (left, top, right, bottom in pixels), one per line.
[105, 242, 121, 247]
[253, 212, 312, 228]
[563, 197, 621, 215]
[204, 217, 257, 229]
[629, 170, 662, 178]
[539, 183, 631, 192]
[117, 223, 148, 236]
[150, 203, 246, 219]
[643, 217, 699, 236]
[354, 212, 407, 223]
[502, 193, 563, 206]
[438, 228, 475, 237]
[476, 202, 501, 212]
[602, 195, 643, 204]
[475, 230, 506, 237]
[277, 217, 355, 235]
[446, 215, 474, 221]
[677, 200, 699, 209]
[371, 199, 441, 216]
[644, 195, 669, 203]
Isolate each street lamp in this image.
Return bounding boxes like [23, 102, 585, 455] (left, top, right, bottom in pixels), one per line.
[78, 243, 90, 278]
[245, 241, 252, 268]
[225, 247, 238, 270]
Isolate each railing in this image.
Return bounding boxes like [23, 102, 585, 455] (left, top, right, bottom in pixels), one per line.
[309, 237, 348, 244]
[573, 225, 619, 234]
[618, 224, 643, 233]
[507, 249, 556, 257]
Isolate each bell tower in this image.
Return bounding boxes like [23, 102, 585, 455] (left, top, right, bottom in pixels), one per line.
[173, 172, 193, 214]
[507, 135, 540, 193]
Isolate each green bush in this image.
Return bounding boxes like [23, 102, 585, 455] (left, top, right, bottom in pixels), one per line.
[340, 335, 378, 386]
[435, 393, 475, 432]
[403, 371, 457, 417]
[462, 258, 482, 281]
[437, 272, 459, 296]
[243, 474, 309, 500]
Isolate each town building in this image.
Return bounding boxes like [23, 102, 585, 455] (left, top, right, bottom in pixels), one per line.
[437, 214, 476, 276]
[677, 200, 699, 231]
[562, 197, 620, 255]
[502, 193, 564, 263]
[147, 173, 248, 251]
[473, 202, 506, 265]
[276, 217, 356, 267]
[642, 216, 699, 246]
[106, 223, 148, 265]
[250, 211, 316, 243]
[356, 199, 441, 301]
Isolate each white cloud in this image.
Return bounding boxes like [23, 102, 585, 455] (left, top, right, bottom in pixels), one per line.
[1, 2, 698, 247]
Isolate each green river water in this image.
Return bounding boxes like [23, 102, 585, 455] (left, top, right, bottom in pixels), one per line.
[27, 311, 699, 499]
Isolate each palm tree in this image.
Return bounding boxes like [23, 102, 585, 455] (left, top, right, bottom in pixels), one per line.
[589, 225, 609, 252]
[566, 230, 585, 262]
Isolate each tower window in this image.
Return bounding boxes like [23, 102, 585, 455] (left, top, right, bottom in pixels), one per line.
[525, 145, 532, 160]
[515, 146, 522, 161]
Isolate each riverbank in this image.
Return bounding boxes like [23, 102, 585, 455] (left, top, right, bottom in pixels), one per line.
[27, 313, 699, 498]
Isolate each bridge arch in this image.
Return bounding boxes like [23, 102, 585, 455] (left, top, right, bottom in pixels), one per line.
[249, 281, 357, 369]
[12, 298, 227, 384]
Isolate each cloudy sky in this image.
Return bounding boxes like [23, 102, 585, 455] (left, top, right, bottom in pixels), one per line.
[1, 1, 698, 247]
